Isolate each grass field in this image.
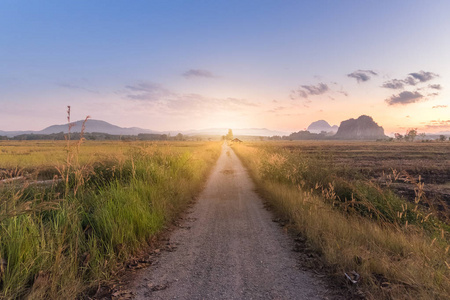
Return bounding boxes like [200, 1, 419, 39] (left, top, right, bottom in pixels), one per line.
[0, 140, 221, 299]
[232, 141, 450, 300]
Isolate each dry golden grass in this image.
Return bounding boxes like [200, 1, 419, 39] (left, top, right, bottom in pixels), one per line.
[233, 142, 450, 299]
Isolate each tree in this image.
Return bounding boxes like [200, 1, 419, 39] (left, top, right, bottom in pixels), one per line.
[439, 135, 446, 142]
[405, 128, 417, 142]
[226, 129, 233, 140]
[394, 133, 403, 141]
[174, 133, 184, 141]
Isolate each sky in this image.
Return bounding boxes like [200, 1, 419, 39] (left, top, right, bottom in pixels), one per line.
[1, 0, 449, 134]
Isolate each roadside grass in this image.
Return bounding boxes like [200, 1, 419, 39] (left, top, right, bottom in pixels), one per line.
[0, 140, 221, 299]
[0, 141, 139, 180]
[232, 142, 449, 300]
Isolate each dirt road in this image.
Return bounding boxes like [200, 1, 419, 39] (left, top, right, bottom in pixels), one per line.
[132, 143, 328, 299]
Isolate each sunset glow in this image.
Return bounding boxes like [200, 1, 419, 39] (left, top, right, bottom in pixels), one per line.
[1, 1, 449, 135]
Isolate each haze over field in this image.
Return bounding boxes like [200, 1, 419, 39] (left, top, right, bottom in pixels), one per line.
[1, 1, 449, 135]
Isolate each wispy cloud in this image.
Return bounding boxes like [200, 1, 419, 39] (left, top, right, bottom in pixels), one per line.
[347, 69, 377, 83]
[385, 91, 423, 105]
[125, 82, 174, 101]
[165, 95, 258, 116]
[291, 83, 329, 99]
[302, 83, 329, 95]
[428, 84, 442, 90]
[266, 106, 287, 113]
[432, 105, 448, 109]
[122, 81, 258, 116]
[57, 82, 99, 93]
[424, 119, 450, 130]
[182, 69, 216, 79]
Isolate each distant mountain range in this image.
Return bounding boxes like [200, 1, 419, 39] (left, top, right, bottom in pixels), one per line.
[0, 119, 289, 138]
[1, 118, 447, 140]
[0, 120, 157, 137]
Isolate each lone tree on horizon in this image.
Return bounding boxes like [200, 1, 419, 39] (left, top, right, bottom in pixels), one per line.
[226, 129, 233, 140]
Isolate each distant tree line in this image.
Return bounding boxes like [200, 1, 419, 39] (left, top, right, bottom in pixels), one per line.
[393, 128, 449, 142]
[264, 129, 449, 142]
[0, 132, 195, 141]
[266, 130, 335, 141]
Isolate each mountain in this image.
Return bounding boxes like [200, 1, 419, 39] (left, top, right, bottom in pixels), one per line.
[307, 120, 338, 134]
[39, 119, 157, 135]
[0, 121, 288, 138]
[334, 115, 387, 140]
[0, 120, 158, 137]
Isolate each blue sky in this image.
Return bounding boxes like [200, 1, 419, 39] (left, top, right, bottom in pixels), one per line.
[1, 0, 449, 133]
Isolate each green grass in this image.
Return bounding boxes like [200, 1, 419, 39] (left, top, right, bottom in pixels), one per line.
[232, 141, 450, 300]
[0, 140, 221, 299]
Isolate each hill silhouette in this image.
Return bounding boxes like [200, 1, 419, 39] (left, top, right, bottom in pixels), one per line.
[334, 115, 387, 140]
[307, 120, 338, 134]
[40, 119, 157, 135]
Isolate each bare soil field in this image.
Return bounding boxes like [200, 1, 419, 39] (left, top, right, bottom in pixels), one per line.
[272, 141, 450, 218]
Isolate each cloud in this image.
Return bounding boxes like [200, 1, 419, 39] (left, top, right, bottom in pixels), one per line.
[385, 91, 423, 106]
[381, 77, 417, 89]
[266, 106, 287, 113]
[409, 71, 438, 82]
[182, 69, 216, 79]
[347, 70, 378, 83]
[122, 81, 258, 117]
[125, 82, 174, 101]
[290, 81, 351, 102]
[381, 79, 406, 89]
[291, 83, 329, 99]
[302, 83, 329, 95]
[381, 70, 439, 90]
[57, 82, 99, 93]
[424, 119, 450, 130]
[432, 105, 448, 109]
[428, 84, 442, 90]
[337, 90, 349, 97]
[289, 89, 308, 100]
[166, 95, 258, 116]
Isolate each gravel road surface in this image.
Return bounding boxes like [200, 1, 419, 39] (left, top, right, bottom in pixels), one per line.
[132, 142, 328, 299]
